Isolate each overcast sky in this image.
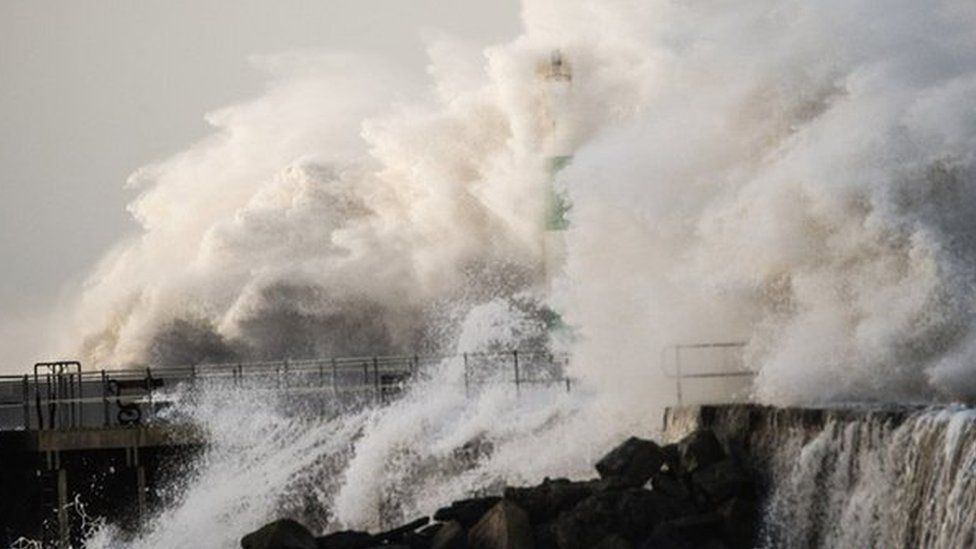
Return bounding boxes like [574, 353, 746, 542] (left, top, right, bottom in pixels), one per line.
[0, 0, 520, 365]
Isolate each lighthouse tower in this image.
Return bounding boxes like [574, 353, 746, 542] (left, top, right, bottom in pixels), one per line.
[537, 50, 573, 296]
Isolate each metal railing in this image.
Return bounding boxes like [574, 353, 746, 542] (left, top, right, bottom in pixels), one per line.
[660, 342, 755, 406]
[0, 350, 572, 432]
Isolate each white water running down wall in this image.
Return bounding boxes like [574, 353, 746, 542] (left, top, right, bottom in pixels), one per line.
[761, 408, 976, 548]
[666, 405, 976, 548]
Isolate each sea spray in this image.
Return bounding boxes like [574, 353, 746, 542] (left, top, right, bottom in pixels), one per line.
[45, 0, 976, 546]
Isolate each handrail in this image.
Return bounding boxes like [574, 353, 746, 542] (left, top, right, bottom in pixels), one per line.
[660, 342, 753, 406]
[0, 350, 573, 432]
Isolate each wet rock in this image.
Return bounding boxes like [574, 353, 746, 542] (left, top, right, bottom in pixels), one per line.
[638, 514, 723, 549]
[553, 489, 684, 549]
[660, 444, 681, 474]
[690, 459, 751, 503]
[315, 530, 374, 549]
[717, 497, 758, 549]
[467, 500, 534, 549]
[593, 534, 634, 549]
[435, 497, 502, 528]
[242, 518, 317, 549]
[430, 521, 468, 549]
[595, 437, 665, 487]
[532, 522, 557, 549]
[375, 517, 431, 544]
[650, 473, 691, 500]
[676, 430, 725, 473]
[504, 478, 596, 523]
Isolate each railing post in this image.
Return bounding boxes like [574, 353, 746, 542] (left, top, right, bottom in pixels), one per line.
[463, 353, 470, 398]
[22, 374, 30, 431]
[146, 368, 154, 422]
[331, 358, 338, 401]
[675, 346, 683, 407]
[46, 373, 54, 430]
[101, 370, 109, 427]
[372, 357, 380, 403]
[513, 350, 520, 396]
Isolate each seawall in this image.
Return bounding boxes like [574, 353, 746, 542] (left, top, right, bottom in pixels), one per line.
[663, 403, 976, 548]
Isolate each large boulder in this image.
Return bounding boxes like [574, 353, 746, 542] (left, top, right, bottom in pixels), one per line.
[595, 437, 666, 487]
[468, 500, 534, 549]
[593, 534, 634, 549]
[241, 519, 316, 549]
[374, 517, 430, 545]
[716, 497, 758, 549]
[638, 513, 725, 549]
[554, 489, 689, 549]
[689, 459, 752, 503]
[676, 430, 725, 473]
[650, 473, 691, 501]
[504, 478, 596, 523]
[431, 521, 468, 549]
[315, 530, 374, 549]
[435, 497, 502, 528]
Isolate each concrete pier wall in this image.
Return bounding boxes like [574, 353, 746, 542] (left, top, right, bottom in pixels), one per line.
[0, 426, 203, 547]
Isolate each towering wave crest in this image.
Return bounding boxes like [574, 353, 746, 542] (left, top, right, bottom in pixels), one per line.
[64, 0, 976, 404]
[558, 0, 976, 403]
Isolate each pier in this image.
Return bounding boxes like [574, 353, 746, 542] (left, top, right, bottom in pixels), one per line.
[0, 352, 572, 547]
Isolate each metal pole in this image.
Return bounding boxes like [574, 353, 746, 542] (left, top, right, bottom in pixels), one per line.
[68, 372, 75, 429]
[675, 346, 683, 407]
[146, 368, 154, 422]
[22, 374, 30, 430]
[47, 373, 54, 430]
[331, 358, 338, 401]
[513, 350, 520, 396]
[372, 357, 380, 403]
[101, 370, 109, 427]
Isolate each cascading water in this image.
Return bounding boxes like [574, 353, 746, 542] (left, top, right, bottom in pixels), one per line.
[665, 405, 976, 548]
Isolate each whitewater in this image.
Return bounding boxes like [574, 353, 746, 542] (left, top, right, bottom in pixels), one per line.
[35, 0, 976, 546]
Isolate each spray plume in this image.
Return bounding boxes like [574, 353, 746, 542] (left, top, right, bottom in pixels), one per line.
[58, 0, 976, 546]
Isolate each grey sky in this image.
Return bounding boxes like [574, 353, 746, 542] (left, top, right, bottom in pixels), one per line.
[0, 0, 520, 366]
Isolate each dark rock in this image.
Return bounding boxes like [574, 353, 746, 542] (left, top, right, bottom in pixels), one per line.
[468, 500, 534, 549]
[430, 521, 467, 549]
[315, 530, 375, 549]
[417, 523, 444, 538]
[676, 430, 725, 473]
[553, 488, 687, 549]
[717, 497, 758, 549]
[533, 522, 557, 549]
[595, 437, 666, 487]
[660, 444, 681, 474]
[435, 497, 502, 528]
[593, 534, 634, 549]
[375, 517, 431, 544]
[650, 474, 691, 501]
[690, 460, 751, 503]
[638, 514, 723, 549]
[504, 478, 596, 523]
[242, 519, 317, 549]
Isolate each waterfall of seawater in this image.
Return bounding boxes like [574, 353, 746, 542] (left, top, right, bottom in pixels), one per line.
[667, 405, 976, 548]
[763, 408, 976, 548]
